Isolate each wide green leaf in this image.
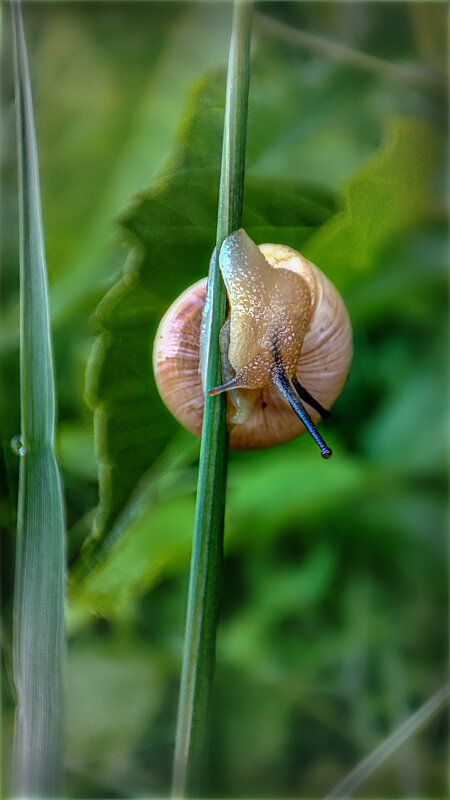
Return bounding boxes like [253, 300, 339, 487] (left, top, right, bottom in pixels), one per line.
[71, 441, 369, 617]
[304, 116, 437, 286]
[84, 71, 337, 549]
[83, 65, 437, 574]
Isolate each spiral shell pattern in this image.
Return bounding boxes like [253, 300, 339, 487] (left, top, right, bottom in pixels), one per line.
[153, 244, 352, 450]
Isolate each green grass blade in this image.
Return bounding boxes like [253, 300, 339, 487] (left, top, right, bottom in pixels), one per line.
[171, 3, 253, 797]
[255, 11, 447, 93]
[324, 682, 450, 799]
[11, 3, 66, 796]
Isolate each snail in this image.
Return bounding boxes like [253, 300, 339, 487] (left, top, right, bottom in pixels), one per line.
[153, 229, 352, 457]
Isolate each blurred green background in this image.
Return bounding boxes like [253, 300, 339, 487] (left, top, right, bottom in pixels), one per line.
[1, 2, 448, 798]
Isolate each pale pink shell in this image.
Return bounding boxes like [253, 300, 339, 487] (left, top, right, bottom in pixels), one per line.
[153, 244, 352, 450]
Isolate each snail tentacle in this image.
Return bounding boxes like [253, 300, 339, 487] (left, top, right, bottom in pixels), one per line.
[209, 375, 245, 395]
[272, 368, 332, 459]
[271, 338, 332, 458]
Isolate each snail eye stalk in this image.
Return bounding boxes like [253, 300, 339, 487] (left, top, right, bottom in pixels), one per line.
[209, 375, 244, 396]
[272, 369, 332, 459]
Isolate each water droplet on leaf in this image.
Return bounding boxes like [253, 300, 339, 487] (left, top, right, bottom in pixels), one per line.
[11, 435, 27, 456]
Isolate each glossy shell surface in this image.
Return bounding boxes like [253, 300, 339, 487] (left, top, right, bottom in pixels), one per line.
[153, 244, 352, 450]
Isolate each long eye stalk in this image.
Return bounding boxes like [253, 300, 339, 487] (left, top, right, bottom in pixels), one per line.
[272, 369, 332, 459]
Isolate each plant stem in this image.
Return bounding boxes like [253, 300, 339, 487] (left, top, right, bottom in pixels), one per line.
[171, 3, 253, 797]
[12, 3, 66, 797]
[324, 682, 450, 799]
[255, 11, 447, 93]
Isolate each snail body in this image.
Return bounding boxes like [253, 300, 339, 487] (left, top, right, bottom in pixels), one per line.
[154, 230, 352, 455]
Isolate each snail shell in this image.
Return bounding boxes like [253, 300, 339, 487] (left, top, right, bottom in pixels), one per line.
[153, 230, 352, 452]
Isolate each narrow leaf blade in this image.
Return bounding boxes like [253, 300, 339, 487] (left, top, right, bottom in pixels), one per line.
[172, 2, 253, 794]
[12, 3, 66, 796]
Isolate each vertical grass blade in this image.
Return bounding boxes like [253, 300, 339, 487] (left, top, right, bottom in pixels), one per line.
[171, 3, 253, 797]
[11, 3, 66, 796]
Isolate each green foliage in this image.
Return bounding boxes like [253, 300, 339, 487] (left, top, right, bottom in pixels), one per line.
[84, 71, 337, 548]
[83, 94, 436, 571]
[66, 632, 165, 795]
[305, 116, 437, 283]
[1, 3, 448, 799]
[11, 4, 66, 795]
[72, 443, 366, 615]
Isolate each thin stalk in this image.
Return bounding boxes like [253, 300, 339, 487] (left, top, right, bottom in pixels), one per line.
[324, 682, 450, 799]
[171, 3, 253, 797]
[255, 11, 447, 93]
[11, 3, 66, 797]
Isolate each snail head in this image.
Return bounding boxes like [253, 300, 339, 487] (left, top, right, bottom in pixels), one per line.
[209, 229, 332, 459]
